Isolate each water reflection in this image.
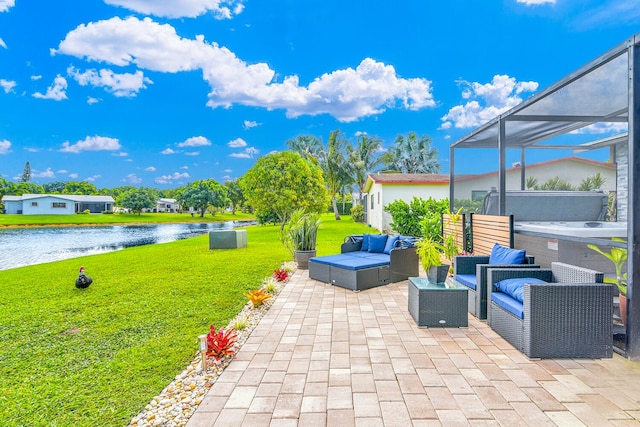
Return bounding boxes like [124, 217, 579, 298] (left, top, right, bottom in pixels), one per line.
[0, 221, 255, 271]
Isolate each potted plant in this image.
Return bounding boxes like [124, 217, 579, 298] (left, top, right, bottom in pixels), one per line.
[282, 209, 321, 269]
[587, 237, 628, 325]
[415, 237, 449, 283]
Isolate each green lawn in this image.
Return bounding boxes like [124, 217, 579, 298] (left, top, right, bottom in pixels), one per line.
[0, 212, 255, 227]
[0, 215, 371, 427]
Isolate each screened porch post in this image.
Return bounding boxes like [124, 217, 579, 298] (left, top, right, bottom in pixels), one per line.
[498, 119, 506, 215]
[627, 40, 640, 360]
[449, 146, 455, 212]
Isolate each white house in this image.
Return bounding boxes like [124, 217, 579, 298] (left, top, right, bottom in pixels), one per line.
[453, 156, 617, 201]
[154, 198, 179, 213]
[362, 157, 616, 233]
[2, 194, 115, 215]
[363, 173, 449, 233]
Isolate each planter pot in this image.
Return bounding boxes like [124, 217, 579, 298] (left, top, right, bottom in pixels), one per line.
[294, 250, 317, 270]
[427, 264, 450, 284]
[619, 294, 628, 326]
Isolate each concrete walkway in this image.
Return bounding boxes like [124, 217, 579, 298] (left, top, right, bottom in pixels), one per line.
[186, 269, 640, 427]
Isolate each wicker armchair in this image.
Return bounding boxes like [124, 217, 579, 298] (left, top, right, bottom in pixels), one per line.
[487, 262, 613, 358]
[454, 255, 537, 320]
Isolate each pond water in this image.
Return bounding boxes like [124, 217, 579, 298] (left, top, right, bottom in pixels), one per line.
[0, 221, 255, 271]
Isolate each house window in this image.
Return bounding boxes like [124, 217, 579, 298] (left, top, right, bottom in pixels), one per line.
[52, 202, 67, 208]
[30, 202, 38, 207]
[370, 195, 374, 209]
[471, 190, 488, 201]
[377, 192, 380, 205]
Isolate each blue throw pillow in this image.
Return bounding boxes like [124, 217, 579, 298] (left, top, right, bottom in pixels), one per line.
[383, 235, 399, 254]
[368, 234, 388, 253]
[495, 277, 547, 303]
[489, 243, 526, 265]
[361, 234, 371, 251]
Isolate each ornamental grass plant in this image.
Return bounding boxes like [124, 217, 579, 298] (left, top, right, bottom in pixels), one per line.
[0, 214, 370, 427]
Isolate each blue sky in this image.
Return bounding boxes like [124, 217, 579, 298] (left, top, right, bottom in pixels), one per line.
[0, 0, 638, 189]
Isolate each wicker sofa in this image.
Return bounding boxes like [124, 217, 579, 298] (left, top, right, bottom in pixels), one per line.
[308, 234, 418, 291]
[487, 262, 613, 358]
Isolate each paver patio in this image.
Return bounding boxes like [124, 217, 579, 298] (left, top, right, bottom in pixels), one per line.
[186, 269, 640, 427]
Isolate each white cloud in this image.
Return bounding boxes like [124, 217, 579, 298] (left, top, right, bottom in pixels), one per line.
[145, 166, 156, 172]
[573, 0, 640, 30]
[123, 173, 142, 184]
[25, 147, 40, 152]
[58, 169, 68, 174]
[113, 151, 128, 157]
[227, 137, 247, 148]
[68, 66, 152, 97]
[0, 139, 11, 154]
[441, 75, 538, 129]
[32, 168, 55, 178]
[85, 175, 101, 182]
[185, 151, 200, 156]
[180, 165, 189, 169]
[161, 147, 178, 154]
[68, 173, 78, 179]
[60, 135, 121, 153]
[0, 38, 6, 49]
[517, 0, 555, 5]
[224, 169, 232, 173]
[31, 75, 42, 81]
[32, 75, 68, 100]
[55, 17, 435, 122]
[573, 122, 628, 135]
[0, 79, 16, 93]
[104, 0, 244, 19]
[87, 96, 100, 104]
[230, 146, 259, 158]
[177, 136, 211, 147]
[154, 172, 190, 184]
[0, 0, 14, 13]
[243, 120, 259, 129]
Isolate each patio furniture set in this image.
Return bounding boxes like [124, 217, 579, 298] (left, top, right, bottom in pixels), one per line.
[309, 213, 614, 359]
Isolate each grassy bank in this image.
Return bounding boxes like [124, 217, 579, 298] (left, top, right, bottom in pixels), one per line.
[0, 212, 255, 227]
[0, 215, 370, 426]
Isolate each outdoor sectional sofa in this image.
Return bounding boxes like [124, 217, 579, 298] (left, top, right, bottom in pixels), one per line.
[487, 262, 613, 358]
[309, 234, 419, 291]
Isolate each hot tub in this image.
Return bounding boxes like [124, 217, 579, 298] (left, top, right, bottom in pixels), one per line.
[515, 221, 627, 238]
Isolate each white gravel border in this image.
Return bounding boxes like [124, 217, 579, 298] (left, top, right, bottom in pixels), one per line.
[128, 262, 296, 427]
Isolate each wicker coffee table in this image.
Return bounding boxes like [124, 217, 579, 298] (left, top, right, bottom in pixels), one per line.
[408, 277, 468, 327]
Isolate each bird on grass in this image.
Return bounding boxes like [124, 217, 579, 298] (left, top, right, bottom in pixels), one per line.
[75, 266, 93, 289]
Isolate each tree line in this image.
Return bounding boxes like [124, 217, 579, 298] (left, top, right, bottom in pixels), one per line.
[1, 131, 441, 219]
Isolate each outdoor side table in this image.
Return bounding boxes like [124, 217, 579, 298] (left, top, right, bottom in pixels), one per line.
[408, 277, 468, 327]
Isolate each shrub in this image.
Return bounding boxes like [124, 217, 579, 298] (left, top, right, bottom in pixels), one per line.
[206, 325, 237, 361]
[384, 197, 449, 237]
[243, 288, 272, 308]
[350, 204, 364, 223]
[273, 268, 289, 282]
[102, 210, 114, 214]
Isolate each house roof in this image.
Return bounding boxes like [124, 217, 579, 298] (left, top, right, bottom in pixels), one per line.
[2, 194, 115, 202]
[364, 173, 450, 192]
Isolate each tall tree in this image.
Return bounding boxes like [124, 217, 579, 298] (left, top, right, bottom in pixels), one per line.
[118, 188, 157, 215]
[177, 179, 229, 217]
[348, 134, 383, 203]
[322, 130, 352, 220]
[240, 151, 328, 229]
[224, 180, 245, 214]
[62, 181, 98, 195]
[381, 131, 441, 174]
[21, 161, 31, 183]
[285, 135, 323, 162]
[43, 181, 67, 193]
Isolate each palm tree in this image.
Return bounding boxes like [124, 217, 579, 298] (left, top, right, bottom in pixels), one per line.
[381, 131, 441, 173]
[323, 130, 352, 220]
[348, 134, 383, 203]
[285, 135, 323, 162]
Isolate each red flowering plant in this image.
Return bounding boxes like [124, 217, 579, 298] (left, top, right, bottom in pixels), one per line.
[206, 325, 238, 361]
[273, 268, 289, 282]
